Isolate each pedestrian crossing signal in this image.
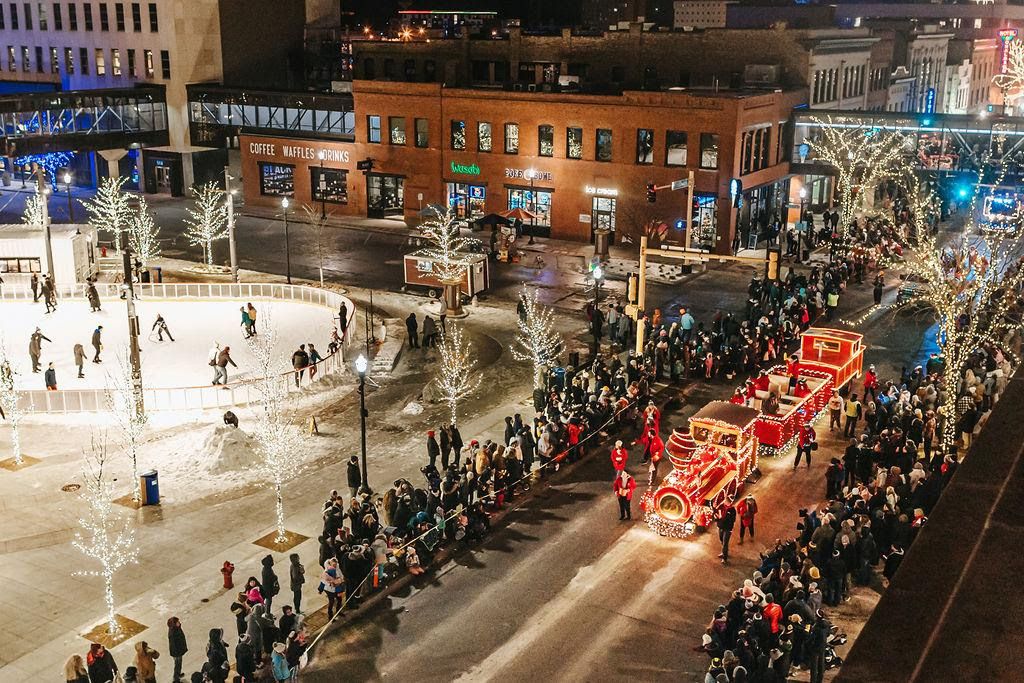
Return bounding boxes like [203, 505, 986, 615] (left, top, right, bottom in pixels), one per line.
[646, 183, 657, 203]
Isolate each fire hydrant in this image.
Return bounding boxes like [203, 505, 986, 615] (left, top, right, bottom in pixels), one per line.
[221, 561, 235, 589]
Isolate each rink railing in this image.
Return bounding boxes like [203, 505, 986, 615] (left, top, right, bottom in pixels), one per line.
[5, 282, 357, 414]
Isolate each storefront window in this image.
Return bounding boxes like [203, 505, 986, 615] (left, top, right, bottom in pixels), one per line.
[636, 129, 654, 164]
[447, 182, 486, 219]
[694, 193, 718, 244]
[700, 133, 719, 169]
[505, 122, 519, 154]
[451, 120, 466, 150]
[368, 174, 405, 216]
[259, 162, 294, 197]
[477, 122, 492, 152]
[538, 125, 554, 157]
[311, 167, 349, 204]
[367, 115, 381, 143]
[666, 130, 688, 166]
[508, 188, 552, 229]
[389, 116, 406, 145]
[567, 127, 583, 160]
[592, 196, 616, 231]
[0, 257, 41, 273]
[596, 128, 613, 162]
[415, 118, 429, 148]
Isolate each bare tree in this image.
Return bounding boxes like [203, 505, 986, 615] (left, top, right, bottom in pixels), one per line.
[127, 196, 162, 266]
[511, 287, 562, 390]
[105, 352, 147, 504]
[81, 176, 133, 252]
[433, 323, 482, 427]
[302, 203, 332, 287]
[0, 340, 24, 466]
[183, 182, 229, 268]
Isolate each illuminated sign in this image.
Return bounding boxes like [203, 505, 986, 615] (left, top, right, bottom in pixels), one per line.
[1000, 29, 1018, 73]
[729, 178, 742, 207]
[450, 161, 480, 176]
[925, 87, 936, 114]
[247, 141, 351, 163]
[468, 185, 486, 199]
[585, 185, 618, 196]
[505, 168, 552, 182]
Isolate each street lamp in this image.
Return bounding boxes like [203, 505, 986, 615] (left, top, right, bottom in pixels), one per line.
[797, 187, 808, 264]
[526, 168, 536, 245]
[593, 264, 603, 307]
[355, 353, 372, 495]
[317, 151, 327, 219]
[281, 197, 292, 284]
[63, 172, 74, 222]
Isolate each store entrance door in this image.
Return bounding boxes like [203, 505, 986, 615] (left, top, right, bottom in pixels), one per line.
[368, 174, 405, 218]
[155, 164, 172, 193]
[591, 196, 616, 244]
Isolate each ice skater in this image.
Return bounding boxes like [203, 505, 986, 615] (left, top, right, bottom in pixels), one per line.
[86, 281, 101, 312]
[44, 362, 57, 391]
[240, 306, 252, 338]
[91, 325, 103, 363]
[213, 345, 237, 385]
[152, 314, 175, 342]
[28, 327, 51, 373]
[42, 276, 56, 313]
[73, 343, 86, 378]
[30, 273, 39, 302]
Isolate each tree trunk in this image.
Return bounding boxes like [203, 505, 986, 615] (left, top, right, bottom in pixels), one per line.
[104, 573, 118, 634]
[319, 266, 325, 288]
[441, 279, 464, 317]
[130, 444, 140, 503]
[275, 484, 287, 543]
[449, 400, 458, 429]
[10, 420, 21, 465]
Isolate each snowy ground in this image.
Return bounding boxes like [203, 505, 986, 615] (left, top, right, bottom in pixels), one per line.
[1, 297, 337, 390]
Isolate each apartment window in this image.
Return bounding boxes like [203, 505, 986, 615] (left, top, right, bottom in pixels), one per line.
[130, 1, 138, 30]
[636, 128, 654, 164]
[20, 46, 28, 71]
[147, 1, 155, 30]
[84, 2, 92, 29]
[23, 2, 31, 29]
[79, 46, 88, 73]
[34, 45, 42, 72]
[67, 2, 75, 28]
[596, 128, 613, 162]
[450, 120, 466, 150]
[310, 167, 348, 204]
[6, 46, 14, 72]
[538, 124, 554, 157]
[477, 122, 492, 152]
[388, 116, 406, 145]
[111, 47, 120, 75]
[362, 58, 374, 79]
[37, 2, 46, 29]
[159, 48, 169, 78]
[504, 122, 519, 154]
[114, 2, 123, 30]
[99, 2, 107, 30]
[666, 130, 688, 166]
[94, 47, 104, 75]
[367, 115, 381, 143]
[143, 48, 152, 76]
[566, 127, 583, 160]
[126, 47, 134, 76]
[49, 46, 58, 72]
[0, 5, 4, 28]
[63, 46, 72, 73]
[52, 2, 60, 29]
[700, 133, 719, 169]
[414, 118, 428, 148]
[9, 3, 17, 29]
[383, 58, 394, 78]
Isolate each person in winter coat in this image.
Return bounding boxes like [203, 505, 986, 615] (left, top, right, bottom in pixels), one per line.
[610, 440, 628, 475]
[320, 557, 345, 617]
[405, 313, 419, 348]
[64, 654, 89, 683]
[422, 315, 438, 348]
[261, 555, 281, 614]
[795, 422, 816, 469]
[230, 592, 250, 638]
[614, 470, 636, 520]
[245, 603, 271, 655]
[426, 430, 440, 468]
[74, 343, 86, 378]
[234, 633, 257, 681]
[347, 455, 362, 500]
[44, 362, 57, 390]
[213, 346, 238, 385]
[289, 553, 305, 615]
[247, 303, 258, 337]
[87, 282, 101, 312]
[152, 314, 174, 342]
[87, 643, 119, 683]
[167, 616, 187, 683]
[240, 306, 253, 338]
[716, 498, 737, 563]
[29, 327, 51, 372]
[134, 641, 160, 683]
[272, 642, 293, 682]
[439, 425, 452, 469]
[736, 495, 758, 543]
[204, 628, 230, 683]
[291, 344, 310, 388]
[91, 325, 104, 363]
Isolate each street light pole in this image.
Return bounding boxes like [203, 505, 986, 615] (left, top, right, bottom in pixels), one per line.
[35, 166, 56, 281]
[528, 170, 536, 245]
[797, 187, 807, 264]
[224, 167, 239, 283]
[281, 197, 292, 284]
[355, 353, 372, 495]
[318, 152, 327, 219]
[63, 172, 74, 222]
[122, 245, 144, 416]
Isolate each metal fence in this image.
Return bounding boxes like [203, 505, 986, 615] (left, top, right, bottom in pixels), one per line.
[5, 283, 356, 414]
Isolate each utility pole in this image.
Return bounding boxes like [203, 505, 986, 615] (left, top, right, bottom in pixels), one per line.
[224, 167, 239, 282]
[122, 246, 144, 416]
[684, 170, 695, 251]
[35, 166, 56, 281]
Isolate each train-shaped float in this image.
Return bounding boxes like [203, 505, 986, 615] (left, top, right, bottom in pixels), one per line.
[640, 328, 865, 538]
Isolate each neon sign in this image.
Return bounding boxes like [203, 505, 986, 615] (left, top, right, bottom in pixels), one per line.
[999, 29, 1018, 73]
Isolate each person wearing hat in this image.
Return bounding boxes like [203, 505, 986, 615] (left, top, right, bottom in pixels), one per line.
[271, 642, 292, 682]
[715, 497, 737, 564]
[426, 430, 440, 469]
[795, 422, 816, 469]
[609, 440, 628, 477]
[614, 470, 636, 520]
[863, 364, 879, 401]
[736, 495, 758, 544]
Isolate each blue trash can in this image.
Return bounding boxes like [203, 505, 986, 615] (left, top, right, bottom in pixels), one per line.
[140, 470, 160, 505]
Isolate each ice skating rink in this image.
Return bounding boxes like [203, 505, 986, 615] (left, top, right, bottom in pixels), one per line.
[1, 297, 337, 390]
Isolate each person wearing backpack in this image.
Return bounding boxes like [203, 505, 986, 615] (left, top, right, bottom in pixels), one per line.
[261, 554, 281, 615]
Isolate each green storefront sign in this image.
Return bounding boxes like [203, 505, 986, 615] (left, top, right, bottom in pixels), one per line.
[450, 161, 481, 176]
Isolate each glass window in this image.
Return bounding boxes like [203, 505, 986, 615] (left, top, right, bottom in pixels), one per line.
[415, 118, 428, 148]
[49, 46, 58, 73]
[147, 1, 155, 31]
[84, 2, 92, 30]
[592, 196, 616, 231]
[636, 128, 654, 164]
[504, 122, 519, 154]
[111, 47, 121, 75]
[0, 5, 4, 27]
[114, 1, 123, 30]
[0, 257, 41, 273]
[450, 120, 466, 150]
[52, 2, 61, 30]
[508, 188, 552, 228]
[94, 47, 104, 75]
[130, 1, 139, 30]
[566, 127, 583, 160]
[68, 2, 76, 28]
[99, 2, 107, 30]
[8, 2, 16, 29]
[21, 46, 29, 71]
[596, 128, 613, 162]
[538, 124, 553, 157]
[367, 115, 380, 143]
[63, 46, 72, 73]
[259, 162, 294, 197]
[38, 2, 47, 29]
[477, 121, 492, 152]
[700, 133, 719, 169]
[666, 130, 688, 166]
[388, 116, 406, 145]
[159, 48, 169, 78]
[447, 182, 486, 219]
[143, 48, 152, 77]
[310, 167, 348, 204]
[23, 2, 31, 29]
[79, 46, 88, 73]
[126, 47, 135, 76]
[34, 45, 42, 72]
[7, 47, 14, 72]
[367, 175, 404, 215]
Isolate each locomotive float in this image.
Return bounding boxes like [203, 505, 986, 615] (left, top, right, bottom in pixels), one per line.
[640, 328, 865, 538]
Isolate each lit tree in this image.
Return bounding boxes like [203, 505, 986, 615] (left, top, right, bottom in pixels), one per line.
[105, 353, 147, 504]
[806, 117, 909, 234]
[22, 191, 45, 229]
[72, 436, 139, 634]
[15, 151, 76, 189]
[418, 206, 476, 316]
[183, 182, 228, 268]
[511, 287, 562, 390]
[898, 172, 941, 243]
[81, 176, 133, 252]
[127, 196, 161, 266]
[302, 203, 332, 287]
[0, 340, 24, 466]
[993, 39, 1024, 105]
[433, 323, 482, 427]
[245, 310, 306, 542]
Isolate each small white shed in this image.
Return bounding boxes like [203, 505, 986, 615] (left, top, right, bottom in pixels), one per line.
[0, 223, 98, 284]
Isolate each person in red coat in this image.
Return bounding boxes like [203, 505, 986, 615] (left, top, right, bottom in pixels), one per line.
[614, 470, 636, 520]
[863, 364, 879, 401]
[730, 387, 746, 405]
[647, 435, 665, 486]
[736, 494, 758, 543]
[763, 594, 783, 634]
[795, 422, 816, 469]
[610, 440, 628, 474]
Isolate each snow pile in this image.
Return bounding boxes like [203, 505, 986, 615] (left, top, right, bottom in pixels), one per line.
[203, 425, 257, 474]
[402, 401, 424, 416]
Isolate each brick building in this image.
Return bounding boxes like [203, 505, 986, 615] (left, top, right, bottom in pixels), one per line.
[237, 80, 804, 252]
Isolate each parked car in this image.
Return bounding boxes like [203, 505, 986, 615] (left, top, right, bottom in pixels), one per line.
[896, 272, 928, 305]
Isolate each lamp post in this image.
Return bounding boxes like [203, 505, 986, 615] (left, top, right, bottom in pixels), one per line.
[797, 187, 807, 264]
[63, 172, 74, 222]
[526, 168, 536, 245]
[224, 167, 239, 283]
[281, 197, 292, 284]
[355, 353, 372, 495]
[317, 151, 327, 219]
[593, 264, 603, 308]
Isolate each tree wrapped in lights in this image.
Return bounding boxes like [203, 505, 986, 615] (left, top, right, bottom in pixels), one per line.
[418, 206, 476, 316]
[81, 176, 133, 252]
[104, 353, 147, 504]
[511, 287, 562, 390]
[433, 323, 482, 427]
[806, 117, 909, 234]
[16, 151, 75, 189]
[22, 191, 45, 229]
[72, 437, 139, 634]
[127, 196, 161, 266]
[0, 341, 24, 466]
[993, 38, 1024, 104]
[245, 310, 306, 542]
[183, 182, 228, 268]
[302, 203, 332, 287]
[898, 172, 942, 244]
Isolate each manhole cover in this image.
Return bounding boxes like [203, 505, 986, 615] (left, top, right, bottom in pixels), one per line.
[61, 483, 81, 492]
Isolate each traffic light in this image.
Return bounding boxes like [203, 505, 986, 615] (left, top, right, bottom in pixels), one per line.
[646, 183, 656, 203]
[674, 218, 685, 230]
